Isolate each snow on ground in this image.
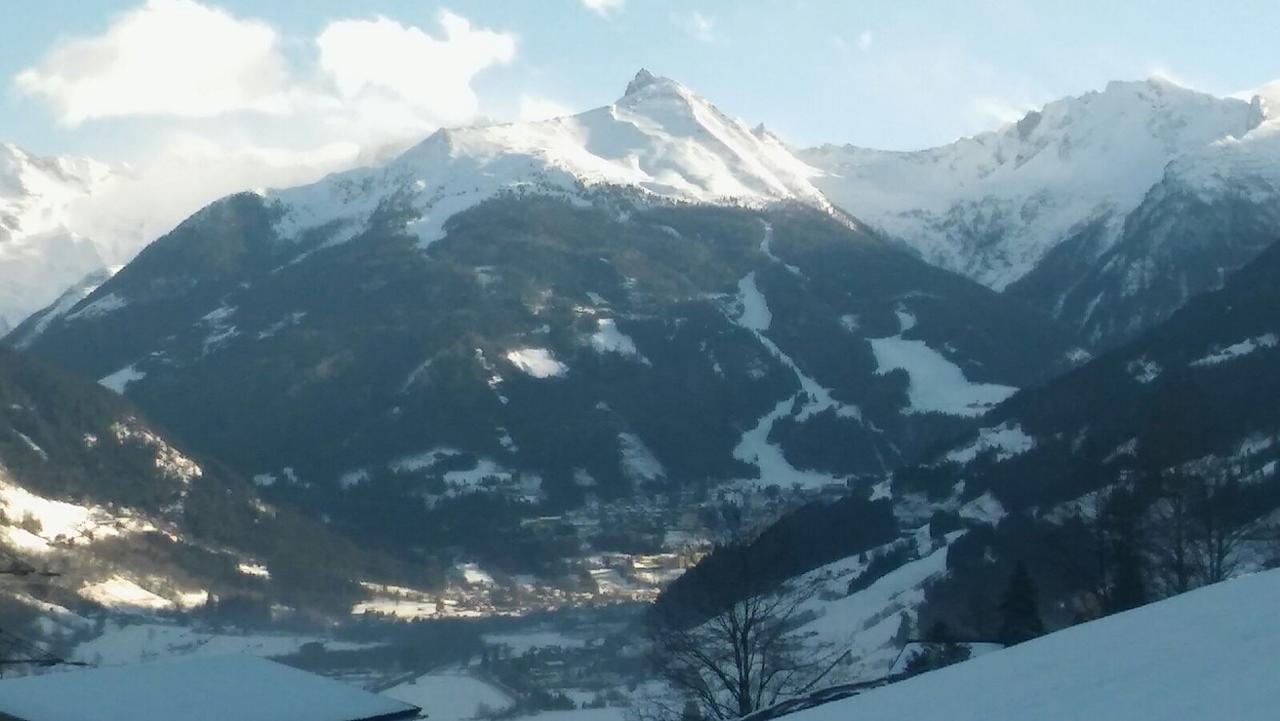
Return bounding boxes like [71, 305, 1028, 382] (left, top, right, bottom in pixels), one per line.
[110, 420, 203, 485]
[958, 492, 1007, 524]
[79, 577, 178, 612]
[387, 448, 515, 495]
[1126, 357, 1162, 384]
[506, 348, 569, 378]
[797, 543, 955, 680]
[800, 79, 1259, 291]
[97, 364, 146, 394]
[618, 432, 665, 483]
[758, 221, 802, 275]
[516, 709, 628, 721]
[9, 269, 114, 349]
[944, 422, 1035, 463]
[73, 622, 377, 666]
[237, 562, 270, 579]
[13, 431, 47, 460]
[444, 459, 513, 488]
[352, 584, 443, 620]
[65, 291, 127, 321]
[1237, 434, 1276, 457]
[1190, 333, 1278, 366]
[735, 273, 772, 331]
[0, 476, 160, 553]
[729, 272, 863, 488]
[787, 569, 1280, 721]
[268, 71, 826, 258]
[589, 319, 646, 362]
[870, 308, 1015, 417]
[458, 563, 496, 587]
[384, 670, 515, 721]
[733, 397, 843, 490]
[0, 480, 95, 542]
[0, 655, 416, 721]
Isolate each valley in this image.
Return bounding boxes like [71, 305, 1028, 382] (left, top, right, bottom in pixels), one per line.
[0, 37, 1276, 721]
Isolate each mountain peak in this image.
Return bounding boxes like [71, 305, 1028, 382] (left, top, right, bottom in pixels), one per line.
[624, 68, 661, 96]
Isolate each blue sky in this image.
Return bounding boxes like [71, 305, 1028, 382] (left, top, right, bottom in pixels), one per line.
[5, 0, 1280, 159]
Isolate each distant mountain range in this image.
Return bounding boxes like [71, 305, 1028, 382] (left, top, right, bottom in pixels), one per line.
[2, 70, 1279, 630]
[803, 78, 1280, 349]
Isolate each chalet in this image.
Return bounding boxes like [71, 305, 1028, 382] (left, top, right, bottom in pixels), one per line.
[0, 655, 420, 721]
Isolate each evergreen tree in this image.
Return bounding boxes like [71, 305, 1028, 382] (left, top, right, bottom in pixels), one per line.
[998, 562, 1045, 645]
[1105, 488, 1149, 613]
[1109, 539, 1148, 612]
[903, 620, 970, 677]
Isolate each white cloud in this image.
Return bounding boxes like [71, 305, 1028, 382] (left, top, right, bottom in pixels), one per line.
[316, 11, 517, 129]
[518, 95, 573, 121]
[15, 0, 289, 125]
[686, 12, 718, 43]
[64, 133, 362, 265]
[12, 2, 523, 268]
[1144, 65, 1200, 90]
[857, 31, 875, 52]
[671, 11, 718, 43]
[970, 95, 1036, 125]
[582, 0, 624, 17]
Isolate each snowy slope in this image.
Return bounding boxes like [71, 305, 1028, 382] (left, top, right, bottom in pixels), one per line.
[801, 79, 1262, 292]
[0, 144, 116, 332]
[0, 655, 418, 721]
[269, 70, 829, 249]
[786, 569, 1280, 721]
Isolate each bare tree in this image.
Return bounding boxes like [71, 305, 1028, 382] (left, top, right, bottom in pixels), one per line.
[1190, 473, 1249, 585]
[1051, 484, 1149, 618]
[1149, 467, 1253, 593]
[644, 545, 834, 721]
[1148, 471, 1197, 596]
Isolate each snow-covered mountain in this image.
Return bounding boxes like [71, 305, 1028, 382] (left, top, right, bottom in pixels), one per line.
[269, 69, 830, 250]
[13, 72, 1074, 597]
[801, 79, 1280, 348]
[0, 144, 116, 334]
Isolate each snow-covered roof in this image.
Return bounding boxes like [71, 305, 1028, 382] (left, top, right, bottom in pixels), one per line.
[784, 568, 1280, 721]
[0, 655, 420, 721]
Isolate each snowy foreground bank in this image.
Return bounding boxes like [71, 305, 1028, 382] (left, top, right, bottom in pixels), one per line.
[788, 568, 1280, 721]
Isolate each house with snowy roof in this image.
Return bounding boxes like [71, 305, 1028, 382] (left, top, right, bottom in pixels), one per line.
[0, 655, 421, 721]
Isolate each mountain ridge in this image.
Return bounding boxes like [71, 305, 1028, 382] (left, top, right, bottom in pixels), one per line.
[801, 77, 1279, 348]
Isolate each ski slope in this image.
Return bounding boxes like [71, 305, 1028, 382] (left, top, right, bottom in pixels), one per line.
[786, 569, 1280, 721]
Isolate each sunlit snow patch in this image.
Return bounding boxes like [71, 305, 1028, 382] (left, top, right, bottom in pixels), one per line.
[735, 272, 772, 331]
[870, 308, 1015, 417]
[66, 292, 127, 321]
[98, 364, 146, 394]
[384, 671, 514, 721]
[618, 432, 665, 483]
[727, 272, 861, 487]
[505, 348, 568, 378]
[589, 318, 647, 362]
[80, 576, 174, 611]
[237, 562, 270, 579]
